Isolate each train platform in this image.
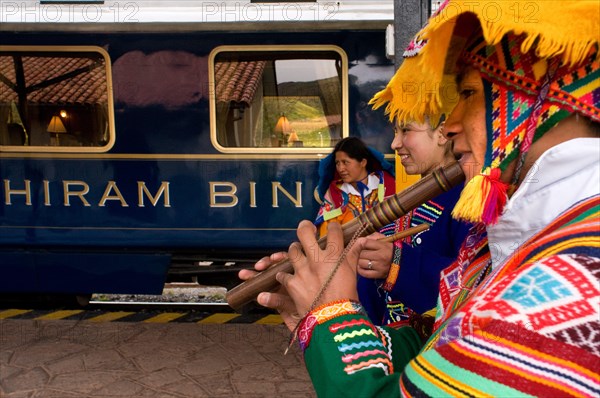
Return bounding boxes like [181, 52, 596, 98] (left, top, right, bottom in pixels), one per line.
[0, 317, 315, 397]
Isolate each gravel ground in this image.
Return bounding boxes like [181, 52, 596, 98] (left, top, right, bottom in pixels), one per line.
[92, 283, 227, 303]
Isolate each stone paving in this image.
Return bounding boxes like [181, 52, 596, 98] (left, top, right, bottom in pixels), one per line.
[0, 319, 315, 397]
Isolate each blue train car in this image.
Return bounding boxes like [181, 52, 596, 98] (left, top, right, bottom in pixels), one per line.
[0, 0, 396, 297]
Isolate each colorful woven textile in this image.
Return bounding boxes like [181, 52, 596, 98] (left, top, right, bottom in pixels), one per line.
[303, 195, 599, 397]
[403, 317, 599, 397]
[463, 34, 600, 173]
[432, 222, 490, 333]
[297, 300, 364, 351]
[304, 304, 422, 397]
[428, 195, 600, 350]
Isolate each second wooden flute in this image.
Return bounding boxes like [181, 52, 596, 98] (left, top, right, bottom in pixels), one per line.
[378, 223, 430, 243]
[226, 161, 465, 310]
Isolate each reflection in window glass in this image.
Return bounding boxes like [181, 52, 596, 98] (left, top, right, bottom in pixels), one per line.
[214, 50, 343, 149]
[0, 50, 110, 148]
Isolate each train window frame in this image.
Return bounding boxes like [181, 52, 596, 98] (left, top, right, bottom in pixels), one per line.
[208, 45, 348, 154]
[0, 46, 115, 153]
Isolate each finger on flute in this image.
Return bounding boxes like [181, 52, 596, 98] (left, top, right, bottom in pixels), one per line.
[378, 223, 430, 243]
[226, 163, 464, 310]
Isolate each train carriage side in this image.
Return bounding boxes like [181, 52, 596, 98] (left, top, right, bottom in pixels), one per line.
[0, 15, 395, 296]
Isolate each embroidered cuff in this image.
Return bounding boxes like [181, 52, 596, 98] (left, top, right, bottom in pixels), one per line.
[297, 300, 363, 351]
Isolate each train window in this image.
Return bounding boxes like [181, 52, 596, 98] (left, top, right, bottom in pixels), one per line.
[0, 46, 114, 152]
[210, 46, 347, 153]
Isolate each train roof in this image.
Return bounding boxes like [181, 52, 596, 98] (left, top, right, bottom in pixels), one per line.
[0, 0, 394, 32]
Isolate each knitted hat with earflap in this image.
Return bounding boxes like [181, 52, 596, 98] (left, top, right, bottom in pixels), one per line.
[453, 30, 599, 224]
[370, 0, 600, 225]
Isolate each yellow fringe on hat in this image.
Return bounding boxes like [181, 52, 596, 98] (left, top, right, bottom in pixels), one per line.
[369, 65, 457, 127]
[371, 1, 600, 125]
[369, 27, 456, 126]
[452, 173, 487, 223]
[424, 1, 600, 67]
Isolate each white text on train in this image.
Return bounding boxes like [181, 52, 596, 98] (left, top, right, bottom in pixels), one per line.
[3, 180, 304, 208]
[3, 180, 171, 207]
[209, 182, 303, 208]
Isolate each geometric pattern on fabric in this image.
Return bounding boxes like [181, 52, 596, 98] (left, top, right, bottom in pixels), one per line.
[488, 79, 534, 168]
[549, 254, 600, 356]
[429, 195, 599, 352]
[464, 34, 544, 169]
[432, 222, 490, 341]
[474, 254, 599, 335]
[464, 33, 600, 171]
[501, 266, 574, 309]
[392, 198, 444, 249]
[401, 319, 600, 397]
[555, 319, 600, 358]
[381, 199, 446, 318]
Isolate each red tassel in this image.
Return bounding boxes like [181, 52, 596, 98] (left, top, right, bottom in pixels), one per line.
[481, 168, 508, 225]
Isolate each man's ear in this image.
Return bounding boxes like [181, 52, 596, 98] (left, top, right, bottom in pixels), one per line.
[437, 133, 449, 146]
[436, 124, 449, 146]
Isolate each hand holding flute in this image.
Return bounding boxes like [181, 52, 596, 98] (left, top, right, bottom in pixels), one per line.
[239, 221, 431, 335]
[355, 223, 429, 279]
[229, 162, 464, 311]
[237, 223, 430, 317]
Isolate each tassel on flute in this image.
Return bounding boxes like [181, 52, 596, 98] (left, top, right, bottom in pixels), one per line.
[226, 162, 465, 311]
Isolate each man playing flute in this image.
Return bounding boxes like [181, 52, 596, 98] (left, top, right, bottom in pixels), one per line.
[241, 1, 600, 396]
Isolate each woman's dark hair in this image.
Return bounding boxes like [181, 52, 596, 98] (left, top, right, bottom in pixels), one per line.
[332, 137, 379, 172]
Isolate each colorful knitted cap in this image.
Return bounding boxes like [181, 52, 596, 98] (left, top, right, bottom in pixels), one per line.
[453, 32, 600, 224]
[371, 0, 600, 224]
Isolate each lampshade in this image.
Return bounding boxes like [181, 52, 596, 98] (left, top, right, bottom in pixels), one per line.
[274, 115, 291, 134]
[47, 116, 67, 134]
[288, 131, 299, 143]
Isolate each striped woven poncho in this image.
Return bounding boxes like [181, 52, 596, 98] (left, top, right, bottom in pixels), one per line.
[301, 194, 599, 397]
[298, 1, 599, 396]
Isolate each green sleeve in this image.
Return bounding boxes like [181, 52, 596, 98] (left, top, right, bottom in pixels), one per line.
[304, 313, 422, 397]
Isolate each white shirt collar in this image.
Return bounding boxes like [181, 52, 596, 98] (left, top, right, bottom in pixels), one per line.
[341, 173, 380, 196]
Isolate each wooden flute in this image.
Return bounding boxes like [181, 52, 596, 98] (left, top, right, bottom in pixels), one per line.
[378, 223, 430, 243]
[226, 161, 465, 311]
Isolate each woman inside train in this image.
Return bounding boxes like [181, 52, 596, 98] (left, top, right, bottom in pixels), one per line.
[313, 136, 395, 238]
[355, 117, 471, 327]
